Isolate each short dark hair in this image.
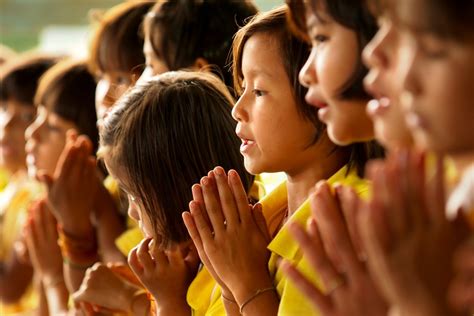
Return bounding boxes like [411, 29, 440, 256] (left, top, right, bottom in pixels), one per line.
[0, 53, 58, 105]
[287, 0, 378, 100]
[232, 5, 324, 144]
[35, 59, 99, 153]
[144, 0, 258, 88]
[100, 71, 254, 246]
[89, 1, 154, 78]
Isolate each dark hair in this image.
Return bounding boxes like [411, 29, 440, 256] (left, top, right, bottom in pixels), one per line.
[287, 0, 378, 100]
[233, 5, 324, 143]
[35, 59, 99, 153]
[144, 0, 258, 88]
[368, 0, 474, 41]
[0, 53, 58, 105]
[89, 1, 154, 78]
[100, 71, 254, 246]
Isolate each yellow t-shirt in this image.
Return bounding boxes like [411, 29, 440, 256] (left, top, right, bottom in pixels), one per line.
[187, 165, 368, 316]
[0, 172, 43, 314]
[267, 166, 369, 315]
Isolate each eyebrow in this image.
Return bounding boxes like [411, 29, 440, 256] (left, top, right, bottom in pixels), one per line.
[244, 68, 275, 80]
[306, 12, 329, 29]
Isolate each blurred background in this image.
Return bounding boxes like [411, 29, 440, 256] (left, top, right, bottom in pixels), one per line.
[0, 0, 283, 55]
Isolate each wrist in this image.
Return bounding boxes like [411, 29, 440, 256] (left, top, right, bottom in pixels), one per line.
[232, 277, 274, 306]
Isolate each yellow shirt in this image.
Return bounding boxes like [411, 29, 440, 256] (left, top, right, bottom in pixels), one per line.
[0, 172, 43, 314]
[267, 166, 369, 315]
[187, 165, 368, 316]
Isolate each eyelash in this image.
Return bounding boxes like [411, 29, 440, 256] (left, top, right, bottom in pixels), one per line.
[252, 89, 266, 97]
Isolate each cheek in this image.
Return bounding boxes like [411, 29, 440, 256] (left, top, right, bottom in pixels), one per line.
[318, 43, 359, 96]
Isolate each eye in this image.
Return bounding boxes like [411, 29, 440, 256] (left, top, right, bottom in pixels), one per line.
[313, 34, 329, 46]
[116, 76, 130, 86]
[252, 89, 266, 97]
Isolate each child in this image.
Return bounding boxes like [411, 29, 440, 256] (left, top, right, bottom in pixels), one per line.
[357, 0, 474, 314]
[183, 6, 379, 315]
[75, 71, 254, 315]
[141, 0, 258, 87]
[0, 53, 57, 315]
[24, 58, 100, 309]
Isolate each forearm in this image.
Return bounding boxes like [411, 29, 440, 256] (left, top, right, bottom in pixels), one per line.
[93, 185, 126, 263]
[44, 280, 69, 315]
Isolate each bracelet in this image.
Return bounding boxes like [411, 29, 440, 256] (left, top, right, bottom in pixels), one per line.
[42, 275, 65, 288]
[57, 225, 99, 264]
[221, 293, 237, 304]
[239, 287, 276, 314]
[63, 257, 95, 270]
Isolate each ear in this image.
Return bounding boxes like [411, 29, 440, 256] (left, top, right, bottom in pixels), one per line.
[193, 57, 209, 70]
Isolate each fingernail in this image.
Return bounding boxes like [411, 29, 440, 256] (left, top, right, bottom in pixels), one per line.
[201, 177, 209, 186]
[214, 167, 224, 176]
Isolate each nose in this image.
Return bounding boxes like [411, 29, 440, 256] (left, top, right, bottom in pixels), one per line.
[363, 21, 391, 70]
[400, 46, 422, 98]
[299, 48, 317, 88]
[24, 117, 42, 143]
[95, 78, 115, 111]
[127, 199, 140, 223]
[232, 93, 249, 123]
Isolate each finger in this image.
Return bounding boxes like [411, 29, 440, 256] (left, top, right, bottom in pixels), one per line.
[429, 154, 447, 225]
[406, 149, 428, 229]
[312, 182, 362, 274]
[167, 245, 184, 266]
[54, 143, 78, 180]
[136, 238, 154, 271]
[287, 219, 341, 291]
[337, 186, 364, 259]
[33, 201, 46, 245]
[66, 129, 78, 146]
[213, 167, 240, 226]
[228, 169, 251, 224]
[393, 149, 412, 236]
[189, 201, 214, 244]
[367, 160, 397, 244]
[128, 247, 144, 275]
[191, 184, 211, 228]
[150, 237, 167, 264]
[183, 210, 213, 270]
[200, 175, 226, 236]
[252, 203, 270, 242]
[41, 200, 58, 242]
[280, 259, 332, 314]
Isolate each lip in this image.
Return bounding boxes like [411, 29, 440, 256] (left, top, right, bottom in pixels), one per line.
[305, 89, 328, 109]
[366, 97, 391, 117]
[235, 127, 256, 154]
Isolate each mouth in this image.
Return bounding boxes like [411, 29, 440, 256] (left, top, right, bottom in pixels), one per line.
[236, 128, 256, 154]
[366, 97, 391, 117]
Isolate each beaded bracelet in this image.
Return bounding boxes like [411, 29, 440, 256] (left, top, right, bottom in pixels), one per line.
[239, 287, 277, 314]
[221, 293, 237, 305]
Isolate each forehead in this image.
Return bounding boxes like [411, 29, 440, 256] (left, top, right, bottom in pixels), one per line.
[241, 33, 285, 78]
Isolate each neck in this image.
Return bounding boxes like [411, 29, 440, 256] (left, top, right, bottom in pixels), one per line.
[285, 146, 350, 215]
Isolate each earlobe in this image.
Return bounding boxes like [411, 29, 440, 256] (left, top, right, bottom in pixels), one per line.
[193, 57, 210, 70]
